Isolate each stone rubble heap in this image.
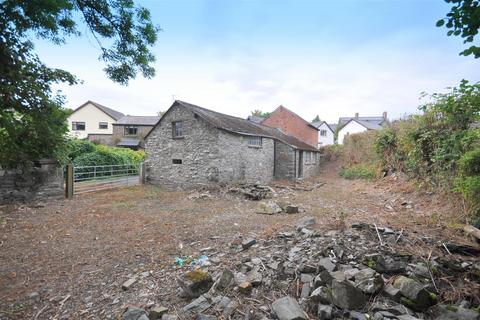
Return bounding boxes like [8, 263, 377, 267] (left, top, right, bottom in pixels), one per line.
[123, 219, 480, 320]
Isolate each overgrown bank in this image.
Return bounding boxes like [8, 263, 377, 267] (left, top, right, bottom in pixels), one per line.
[336, 81, 480, 226]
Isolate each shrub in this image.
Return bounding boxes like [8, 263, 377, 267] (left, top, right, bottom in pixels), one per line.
[457, 149, 480, 176]
[339, 163, 377, 180]
[341, 131, 379, 167]
[65, 139, 145, 167]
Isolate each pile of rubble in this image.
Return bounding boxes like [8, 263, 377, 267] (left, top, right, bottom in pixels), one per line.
[122, 219, 480, 320]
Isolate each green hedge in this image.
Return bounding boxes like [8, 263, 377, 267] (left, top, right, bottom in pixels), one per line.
[66, 139, 144, 167]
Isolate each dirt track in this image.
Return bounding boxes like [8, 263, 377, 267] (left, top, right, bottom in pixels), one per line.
[0, 161, 468, 319]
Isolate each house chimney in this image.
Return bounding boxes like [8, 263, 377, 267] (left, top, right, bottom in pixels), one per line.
[355, 112, 359, 118]
[383, 111, 387, 120]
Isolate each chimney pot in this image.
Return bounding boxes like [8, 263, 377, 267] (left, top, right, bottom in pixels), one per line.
[355, 112, 359, 118]
[383, 111, 387, 120]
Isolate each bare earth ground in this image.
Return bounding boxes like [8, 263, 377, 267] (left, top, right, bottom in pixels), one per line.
[0, 161, 473, 319]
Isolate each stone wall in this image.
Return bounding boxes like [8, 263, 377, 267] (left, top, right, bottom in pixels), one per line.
[145, 105, 221, 188]
[0, 159, 64, 203]
[300, 151, 321, 178]
[274, 141, 296, 180]
[218, 132, 274, 184]
[87, 134, 114, 146]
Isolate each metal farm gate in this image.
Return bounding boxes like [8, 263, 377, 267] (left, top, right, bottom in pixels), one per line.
[65, 163, 144, 197]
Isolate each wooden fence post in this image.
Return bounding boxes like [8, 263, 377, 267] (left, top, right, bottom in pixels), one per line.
[66, 164, 74, 199]
[139, 162, 145, 184]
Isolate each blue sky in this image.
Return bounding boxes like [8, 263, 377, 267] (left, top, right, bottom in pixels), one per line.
[35, 0, 479, 123]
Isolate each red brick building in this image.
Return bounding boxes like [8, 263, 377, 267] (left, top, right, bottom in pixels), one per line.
[261, 106, 318, 148]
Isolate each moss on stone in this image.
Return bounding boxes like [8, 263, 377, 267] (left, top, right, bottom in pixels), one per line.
[185, 269, 209, 282]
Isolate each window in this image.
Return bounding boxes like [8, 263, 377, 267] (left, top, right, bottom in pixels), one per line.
[72, 122, 85, 131]
[305, 152, 316, 164]
[248, 136, 262, 147]
[320, 130, 327, 137]
[124, 126, 138, 136]
[99, 122, 108, 129]
[172, 121, 184, 138]
[172, 159, 182, 164]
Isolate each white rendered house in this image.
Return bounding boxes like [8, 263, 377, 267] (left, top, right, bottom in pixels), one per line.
[67, 101, 124, 139]
[337, 112, 387, 144]
[312, 121, 335, 147]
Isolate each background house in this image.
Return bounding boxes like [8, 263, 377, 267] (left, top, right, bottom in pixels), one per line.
[312, 121, 335, 147]
[337, 112, 388, 144]
[112, 116, 160, 149]
[68, 101, 124, 141]
[261, 106, 319, 148]
[145, 101, 320, 188]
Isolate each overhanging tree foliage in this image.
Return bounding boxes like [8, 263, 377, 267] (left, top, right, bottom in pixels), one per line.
[0, 0, 160, 167]
[437, 0, 480, 58]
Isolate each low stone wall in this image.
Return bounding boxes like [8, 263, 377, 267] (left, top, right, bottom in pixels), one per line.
[0, 159, 64, 203]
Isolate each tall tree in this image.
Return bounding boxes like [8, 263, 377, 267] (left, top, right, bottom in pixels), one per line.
[312, 115, 321, 122]
[0, 0, 160, 166]
[251, 109, 271, 118]
[437, 0, 480, 58]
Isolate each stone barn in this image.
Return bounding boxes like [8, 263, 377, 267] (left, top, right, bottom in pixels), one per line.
[144, 101, 320, 187]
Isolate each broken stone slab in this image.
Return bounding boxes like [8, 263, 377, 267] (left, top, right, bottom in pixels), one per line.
[316, 270, 346, 286]
[122, 276, 138, 291]
[178, 269, 214, 298]
[354, 267, 384, 294]
[123, 307, 149, 320]
[349, 311, 368, 320]
[195, 315, 217, 320]
[371, 301, 415, 316]
[331, 279, 366, 310]
[285, 205, 299, 214]
[318, 257, 336, 272]
[382, 283, 402, 301]
[222, 300, 239, 317]
[431, 304, 480, 320]
[272, 296, 308, 320]
[300, 273, 314, 283]
[300, 282, 311, 298]
[296, 216, 316, 228]
[257, 201, 283, 214]
[310, 286, 331, 304]
[317, 304, 332, 320]
[393, 276, 435, 311]
[246, 269, 263, 286]
[242, 238, 257, 250]
[149, 306, 168, 320]
[182, 295, 211, 314]
[363, 253, 408, 273]
[215, 269, 234, 290]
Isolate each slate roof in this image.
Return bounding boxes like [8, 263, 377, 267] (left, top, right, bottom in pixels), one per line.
[338, 116, 385, 126]
[73, 100, 125, 120]
[115, 116, 160, 126]
[311, 121, 335, 133]
[157, 100, 318, 152]
[246, 115, 265, 123]
[117, 138, 141, 147]
[344, 118, 384, 130]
